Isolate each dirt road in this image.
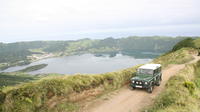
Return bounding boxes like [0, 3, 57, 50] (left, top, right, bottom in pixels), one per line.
[86, 55, 200, 112]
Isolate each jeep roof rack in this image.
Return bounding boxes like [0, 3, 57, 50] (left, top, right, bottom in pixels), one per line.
[139, 64, 161, 70]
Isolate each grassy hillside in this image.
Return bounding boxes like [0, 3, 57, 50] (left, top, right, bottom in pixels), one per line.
[152, 37, 200, 67]
[0, 36, 185, 70]
[143, 37, 200, 112]
[144, 60, 200, 112]
[153, 47, 195, 67]
[0, 66, 139, 112]
[0, 72, 62, 90]
[0, 72, 38, 89]
[172, 37, 200, 51]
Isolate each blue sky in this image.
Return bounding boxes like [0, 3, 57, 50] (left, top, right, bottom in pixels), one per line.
[0, 0, 200, 42]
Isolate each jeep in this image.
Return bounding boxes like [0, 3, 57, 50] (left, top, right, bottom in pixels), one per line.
[130, 64, 162, 93]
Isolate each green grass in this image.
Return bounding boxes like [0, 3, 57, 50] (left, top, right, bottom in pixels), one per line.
[153, 47, 194, 67]
[0, 65, 139, 112]
[17, 64, 48, 72]
[154, 37, 200, 68]
[172, 37, 200, 51]
[0, 72, 38, 89]
[144, 38, 200, 112]
[143, 60, 200, 112]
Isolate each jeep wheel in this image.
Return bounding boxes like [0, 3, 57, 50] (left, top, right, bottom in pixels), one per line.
[156, 79, 161, 86]
[147, 86, 153, 93]
[131, 87, 136, 90]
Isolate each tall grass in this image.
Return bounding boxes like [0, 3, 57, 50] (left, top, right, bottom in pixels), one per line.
[144, 60, 200, 112]
[153, 48, 194, 67]
[0, 65, 139, 112]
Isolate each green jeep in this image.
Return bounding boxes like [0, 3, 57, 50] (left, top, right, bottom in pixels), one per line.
[130, 64, 162, 93]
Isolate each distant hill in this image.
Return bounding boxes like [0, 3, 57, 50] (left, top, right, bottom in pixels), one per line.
[0, 36, 189, 70]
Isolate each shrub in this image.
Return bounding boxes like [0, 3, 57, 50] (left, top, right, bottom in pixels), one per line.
[0, 91, 6, 104]
[183, 81, 195, 94]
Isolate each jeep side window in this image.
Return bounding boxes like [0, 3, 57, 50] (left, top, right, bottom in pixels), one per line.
[138, 69, 153, 75]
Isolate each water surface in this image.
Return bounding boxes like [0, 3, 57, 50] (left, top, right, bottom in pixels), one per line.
[0, 53, 155, 74]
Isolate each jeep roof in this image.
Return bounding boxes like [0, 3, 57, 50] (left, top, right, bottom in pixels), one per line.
[138, 64, 161, 70]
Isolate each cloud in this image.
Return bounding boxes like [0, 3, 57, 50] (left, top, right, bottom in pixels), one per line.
[0, 0, 200, 42]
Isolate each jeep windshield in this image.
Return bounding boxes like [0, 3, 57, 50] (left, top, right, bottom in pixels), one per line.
[137, 69, 153, 75]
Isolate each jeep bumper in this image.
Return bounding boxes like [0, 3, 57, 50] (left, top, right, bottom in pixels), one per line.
[130, 83, 149, 89]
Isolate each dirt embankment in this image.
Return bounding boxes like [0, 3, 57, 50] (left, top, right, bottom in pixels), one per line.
[83, 55, 200, 112]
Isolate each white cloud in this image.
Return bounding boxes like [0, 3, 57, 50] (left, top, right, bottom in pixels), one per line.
[0, 0, 200, 42]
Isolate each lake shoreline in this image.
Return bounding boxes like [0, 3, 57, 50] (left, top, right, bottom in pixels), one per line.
[0, 50, 163, 72]
[0, 53, 155, 75]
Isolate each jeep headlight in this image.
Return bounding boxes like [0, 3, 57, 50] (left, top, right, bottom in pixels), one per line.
[132, 81, 135, 83]
[145, 82, 148, 85]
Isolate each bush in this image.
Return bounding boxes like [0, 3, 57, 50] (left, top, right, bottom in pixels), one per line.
[155, 89, 177, 108]
[183, 81, 195, 94]
[0, 91, 6, 104]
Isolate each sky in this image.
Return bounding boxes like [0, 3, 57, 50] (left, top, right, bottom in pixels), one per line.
[0, 0, 200, 43]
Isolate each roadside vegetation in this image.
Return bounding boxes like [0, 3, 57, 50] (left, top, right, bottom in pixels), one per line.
[144, 60, 200, 112]
[0, 65, 139, 112]
[143, 37, 200, 112]
[152, 37, 200, 67]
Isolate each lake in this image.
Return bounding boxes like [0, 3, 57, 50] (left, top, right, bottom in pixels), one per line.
[0, 53, 159, 74]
